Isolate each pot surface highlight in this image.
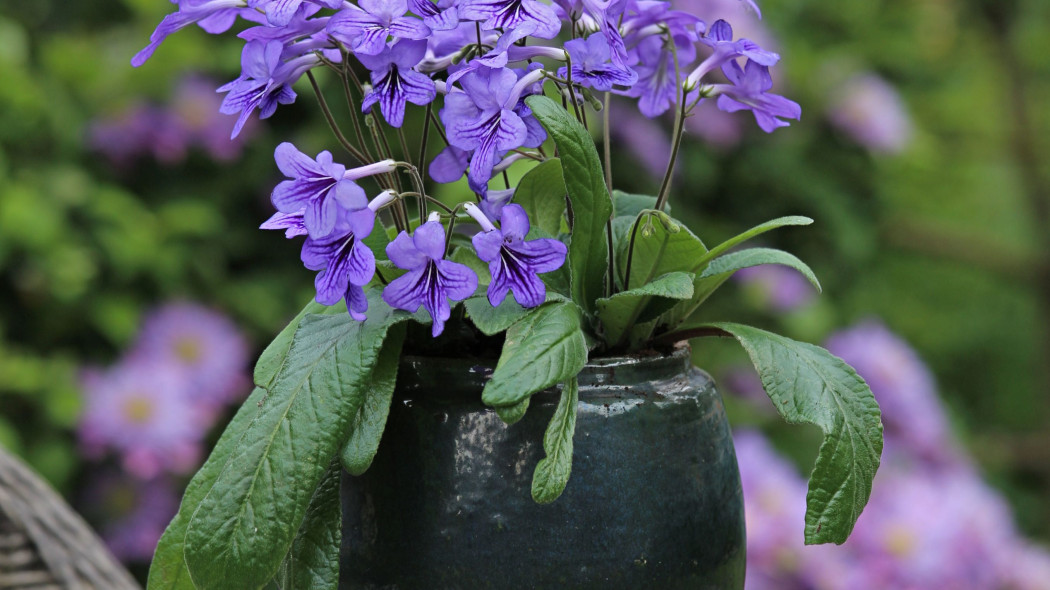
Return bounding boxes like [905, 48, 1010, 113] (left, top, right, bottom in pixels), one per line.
[340, 346, 745, 589]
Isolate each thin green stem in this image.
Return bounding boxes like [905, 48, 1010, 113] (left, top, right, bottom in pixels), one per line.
[603, 92, 613, 192]
[622, 211, 653, 292]
[654, 35, 685, 212]
[306, 70, 368, 163]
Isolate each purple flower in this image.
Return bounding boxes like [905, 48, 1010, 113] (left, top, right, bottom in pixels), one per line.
[301, 203, 377, 320]
[708, 58, 800, 132]
[558, 33, 637, 91]
[440, 66, 546, 189]
[625, 36, 680, 118]
[734, 264, 816, 312]
[382, 218, 478, 336]
[468, 203, 567, 307]
[260, 209, 308, 238]
[409, 0, 460, 30]
[327, 0, 431, 56]
[78, 360, 205, 479]
[250, 0, 342, 26]
[827, 73, 913, 154]
[358, 40, 437, 127]
[271, 142, 394, 238]
[459, 0, 562, 40]
[130, 302, 251, 408]
[217, 40, 301, 138]
[132, 0, 253, 67]
[686, 19, 779, 88]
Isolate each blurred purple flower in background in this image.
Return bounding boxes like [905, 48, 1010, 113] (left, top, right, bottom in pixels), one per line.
[735, 320, 1050, 589]
[88, 75, 257, 167]
[79, 474, 181, 563]
[827, 73, 913, 154]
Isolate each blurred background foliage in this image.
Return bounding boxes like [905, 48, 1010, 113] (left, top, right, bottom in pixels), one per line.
[0, 0, 1047, 579]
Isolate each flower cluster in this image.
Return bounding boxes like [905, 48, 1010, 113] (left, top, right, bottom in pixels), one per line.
[78, 302, 249, 479]
[732, 320, 1050, 590]
[135, 0, 798, 335]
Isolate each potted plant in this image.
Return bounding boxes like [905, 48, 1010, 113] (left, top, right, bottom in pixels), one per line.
[134, 1, 884, 588]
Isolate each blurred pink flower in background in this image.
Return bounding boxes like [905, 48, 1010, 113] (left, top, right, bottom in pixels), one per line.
[826, 73, 913, 154]
[79, 474, 181, 563]
[735, 264, 818, 312]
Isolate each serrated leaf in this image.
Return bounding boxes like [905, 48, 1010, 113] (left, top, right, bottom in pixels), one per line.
[616, 213, 707, 290]
[481, 301, 587, 407]
[531, 378, 578, 504]
[699, 247, 821, 293]
[705, 322, 883, 545]
[275, 460, 341, 590]
[495, 397, 530, 425]
[693, 215, 812, 272]
[526, 95, 612, 317]
[340, 324, 405, 476]
[254, 301, 338, 389]
[514, 158, 566, 236]
[183, 292, 416, 589]
[596, 271, 695, 347]
[464, 291, 567, 336]
[147, 386, 270, 590]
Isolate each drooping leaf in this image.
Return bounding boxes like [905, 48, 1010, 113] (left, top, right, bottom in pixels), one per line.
[254, 300, 336, 389]
[183, 292, 418, 589]
[703, 323, 883, 545]
[531, 378, 578, 504]
[692, 215, 812, 272]
[514, 158, 566, 237]
[699, 247, 821, 293]
[596, 271, 695, 347]
[464, 291, 567, 336]
[481, 300, 587, 407]
[274, 460, 342, 590]
[146, 386, 270, 590]
[495, 397, 530, 425]
[526, 95, 613, 317]
[340, 324, 406, 476]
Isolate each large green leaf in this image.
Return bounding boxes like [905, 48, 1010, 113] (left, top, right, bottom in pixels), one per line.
[183, 294, 417, 589]
[526, 95, 612, 316]
[698, 247, 821, 293]
[513, 158, 566, 237]
[254, 301, 333, 389]
[146, 386, 270, 590]
[340, 324, 405, 476]
[531, 378, 578, 504]
[274, 460, 342, 590]
[463, 292, 567, 336]
[596, 271, 695, 347]
[616, 213, 707, 290]
[611, 191, 666, 218]
[705, 323, 883, 545]
[481, 300, 587, 407]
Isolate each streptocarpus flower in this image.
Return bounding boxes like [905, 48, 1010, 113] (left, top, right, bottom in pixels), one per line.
[260, 209, 308, 238]
[271, 142, 396, 237]
[685, 19, 779, 89]
[459, 0, 562, 39]
[301, 198, 378, 320]
[558, 33, 637, 91]
[382, 216, 478, 336]
[712, 58, 801, 132]
[217, 40, 300, 138]
[358, 40, 437, 127]
[467, 203, 566, 307]
[132, 0, 251, 67]
[327, 0, 431, 56]
[409, 0, 460, 30]
[250, 0, 342, 26]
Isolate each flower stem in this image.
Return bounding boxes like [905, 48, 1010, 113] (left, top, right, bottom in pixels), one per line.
[654, 36, 685, 212]
[306, 70, 369, 163]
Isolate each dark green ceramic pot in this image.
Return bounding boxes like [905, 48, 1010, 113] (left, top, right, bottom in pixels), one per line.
[340, 345, 745, 589]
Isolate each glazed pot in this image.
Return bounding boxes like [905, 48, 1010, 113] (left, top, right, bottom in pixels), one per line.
[340, 345, 746, 589]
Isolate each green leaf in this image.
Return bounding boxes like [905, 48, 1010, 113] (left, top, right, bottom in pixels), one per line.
[340, 324, 405, 476]
[531, 378, 578, 504]
[704, 323, 883, 545]
[147, 387, 270, 590]
[514, 158, 566, 236]
[699, 247, 821, 292]
[693, 215, 812, 272]
[183, 293, 416, 589]
[495, 397, 530, 425]
[275, 460, 342, 590]
[463, 292, 567, 336]
[612, 190, 669, 218]
[526, 95, 613, 316]
[481, 301, 587, 407]
[596, 271, 695, 346]
[450, 246, 490, 288]
[362, 222, 392, 261]
[254, 301, 336, 389]
[617, 213, 707, 290]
